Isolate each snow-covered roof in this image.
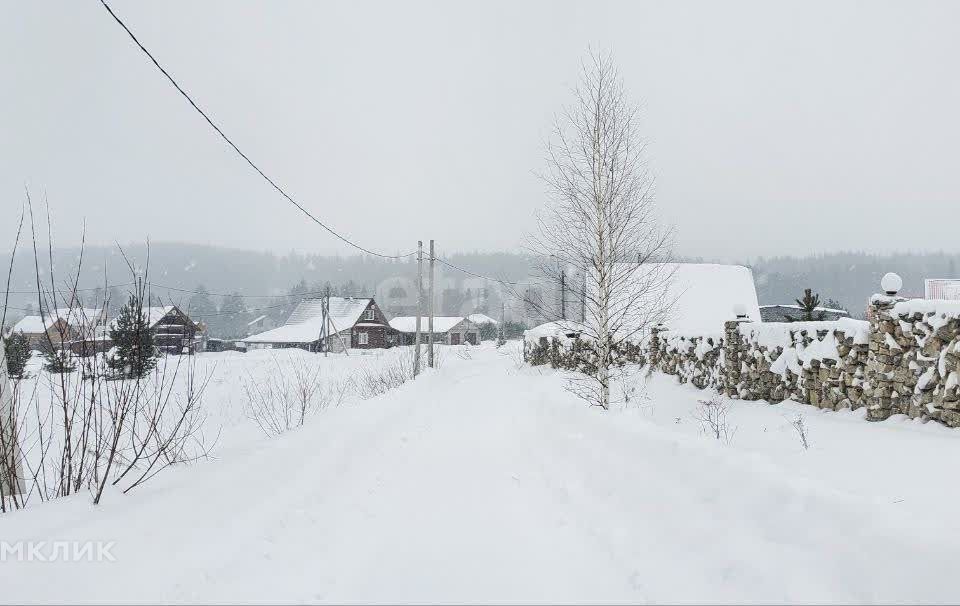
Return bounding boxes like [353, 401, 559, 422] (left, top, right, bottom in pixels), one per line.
[524, 320, 588, 346]
[243, 297, 372, 344]
[389, 316, 470, 333]
[108, 306, 177, 332]
[12, 308, 104, 334]
[11, 315, 49, 334]
[759, 304, 849, 315]
[605, 263, 761, 338]
[658, 264, 761, 333]
[467, 313, 498, 325]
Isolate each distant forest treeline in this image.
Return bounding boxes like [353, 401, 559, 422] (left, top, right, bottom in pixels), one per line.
[2, 242, 959, 326]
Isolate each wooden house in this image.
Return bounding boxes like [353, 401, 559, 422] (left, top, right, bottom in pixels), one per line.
[107, 306, 202, 355]
[11, 308, 106, 352]
[243, 297, 396, 352]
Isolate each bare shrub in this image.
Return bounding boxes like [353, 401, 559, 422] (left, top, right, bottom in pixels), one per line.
[1, 195, 216, 512]
[693, 395, 736, 444]
[791, 414, 810, 450]
[501, 340, 527, 371]
[243, 356, 347, 437]
[358, 348, 419, 399]
[617, 370, 645, 409]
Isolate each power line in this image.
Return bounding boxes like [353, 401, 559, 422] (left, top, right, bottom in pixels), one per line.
[96, 1, 538, 288]
[5, 282, 346, 300]
[97, 0, 416, 261]
[151, 283, 324, 299]
[434, 257, 531, 287]
[183, 301, 291, 319]
[0, 282, 136, 295]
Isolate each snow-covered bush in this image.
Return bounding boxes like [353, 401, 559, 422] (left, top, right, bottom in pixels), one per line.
[2, 350, 217, 512]
[243, 357, 348, 437]
[357, 346, 443, 399]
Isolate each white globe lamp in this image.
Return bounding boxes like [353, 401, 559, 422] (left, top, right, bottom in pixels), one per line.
[732, 303, 748, 319]
[880, 272, 902, 296]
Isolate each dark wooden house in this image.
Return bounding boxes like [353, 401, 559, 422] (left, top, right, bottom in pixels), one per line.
[243, 297, 397, 352]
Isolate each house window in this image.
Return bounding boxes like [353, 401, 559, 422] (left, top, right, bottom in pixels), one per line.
[364, 309, 375, 321]
[358, 332, 369, 345]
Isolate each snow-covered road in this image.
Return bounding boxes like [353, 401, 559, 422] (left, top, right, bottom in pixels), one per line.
[2, 344, 959, 603]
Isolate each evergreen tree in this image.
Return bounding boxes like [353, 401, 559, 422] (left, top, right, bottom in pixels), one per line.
[187, 285, 218, 335]
[219, 292, 249, 338]
[785, 288, 825, 322]
[187, 285, 216, 317]
[108, 296, 157, 378]
[3, 332, 30, 378]
[106, 287, 124, 317]
[43, 346, 76, 374]
[823, 298, 848, 314]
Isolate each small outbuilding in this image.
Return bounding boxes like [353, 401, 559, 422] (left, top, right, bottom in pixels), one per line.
[389, 316, 481, 345]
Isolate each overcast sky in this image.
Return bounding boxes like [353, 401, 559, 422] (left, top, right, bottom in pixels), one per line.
[2, 1, 958, 261]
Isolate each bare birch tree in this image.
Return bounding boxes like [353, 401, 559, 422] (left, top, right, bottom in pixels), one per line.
[530, 51, 674, 409]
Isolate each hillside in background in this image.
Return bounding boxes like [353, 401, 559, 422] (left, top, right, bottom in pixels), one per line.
[749, 252, 960, 317]
[3, 243, 958, 324]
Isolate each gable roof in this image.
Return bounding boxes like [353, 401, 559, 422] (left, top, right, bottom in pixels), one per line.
[389, 316, 470, 333]
[604, 263, 761, 338]
[244, 297, 374, 344]
[468, 313, 498, 325]
[12, 308, 104, 334]
[106, 306, 194, 332]
[656, 263, 761, 333]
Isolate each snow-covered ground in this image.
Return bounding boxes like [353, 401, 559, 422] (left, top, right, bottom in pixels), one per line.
[3, 342, 960, 603]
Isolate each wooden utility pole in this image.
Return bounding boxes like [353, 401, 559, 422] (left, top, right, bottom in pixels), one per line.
[428, 239, 435, 368]
[497, 299, 505, 345]
[560, 267, 566, 320]
[414, 241, 423, 376]
[581, 273, 586, 323]
[323, 285, 330, 357]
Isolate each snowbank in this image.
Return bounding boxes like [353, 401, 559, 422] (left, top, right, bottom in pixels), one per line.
[2, 345, 960, 602]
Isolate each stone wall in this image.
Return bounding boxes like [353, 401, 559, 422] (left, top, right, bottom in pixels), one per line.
[654, 297, 960, 427]
[865, 297, 960, 426]
[729, 319, 870, 411]
[529, 295, 960, 428]
[651, 318, 870, 412]
[649, 328, 727, 391]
